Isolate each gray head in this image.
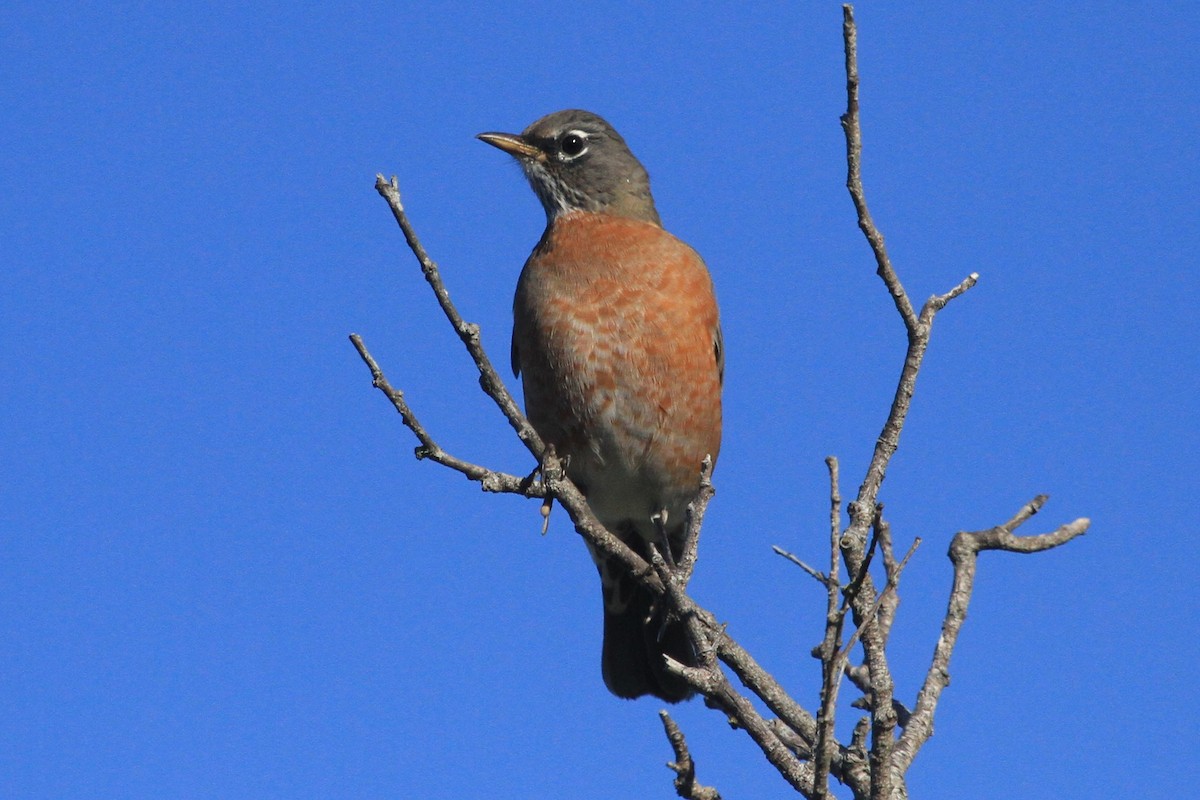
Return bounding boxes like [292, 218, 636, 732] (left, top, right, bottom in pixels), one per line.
[477, 109, 661, 226]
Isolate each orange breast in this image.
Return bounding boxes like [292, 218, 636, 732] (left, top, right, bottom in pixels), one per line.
[512, 212, 722, 519]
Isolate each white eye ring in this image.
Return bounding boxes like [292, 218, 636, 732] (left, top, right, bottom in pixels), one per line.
[559, 130, 589, 160]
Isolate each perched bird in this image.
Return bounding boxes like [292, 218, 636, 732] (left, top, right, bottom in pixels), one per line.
[478, 110, 723, 702]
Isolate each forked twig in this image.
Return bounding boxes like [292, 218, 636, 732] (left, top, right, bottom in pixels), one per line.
[894, 497, 1089, 770]
[349, 333, 540, 495]
[660, 712, 723, 800]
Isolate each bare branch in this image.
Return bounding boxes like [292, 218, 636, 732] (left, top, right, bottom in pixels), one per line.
[894, 498, 1090, 771]
[660, 712, 723, 800]
[965, 495, 1089, 554]
[837, 8, 989, 795]
[712, 629, 820, 745]
[373, 174, 544, 455]
[677, 455, 716, 584]
[838, 3, 980, 561]
[705, 681, 818, 795]
[650, 553, 817, 795]
[827, 456, 843, 567]
[837, 537, 920, 663]
[812, 456, 845, 800]
[924, 272, 980, 319]
[840, 5, 916, 334]
[349, 333, 543, 495]
[875, 516, 900, 644]
[848, 536, 918, 800]
[772, 545, 830, 586]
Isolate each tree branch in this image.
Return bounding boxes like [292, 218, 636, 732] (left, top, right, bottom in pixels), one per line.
[660, 711, 723, 800]
[677, 455, 716, 585]
[838, 2, 979, 557]
[373, 174, 544, 454]
[812, 457, 845, 800]
[840, 5, 916, 334]
[349, 333, 542, 495]
[893, 497, 1090, 771]
[875, 516, 900, 645]
[651, 551, 816, 794]
[772, 545, 831, 586]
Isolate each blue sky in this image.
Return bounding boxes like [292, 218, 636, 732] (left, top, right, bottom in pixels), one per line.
[3, 2, 1197, 797]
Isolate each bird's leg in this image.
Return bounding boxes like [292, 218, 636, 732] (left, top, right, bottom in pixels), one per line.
[649, 509, 687, 644]
[651, 508, 677, 570]
[532, 445, 569, 535]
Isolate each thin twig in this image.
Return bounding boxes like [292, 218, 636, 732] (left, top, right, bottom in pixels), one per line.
[374, 174, 543, 453]
[837, 9, 980, 794]
[893, 497, 1089, 771]
[838, 1, 978, 557]
[678, 455, 716, 585]
[651, 552, 815, 795]
[812, 456, 845, 800]
[772, 545, 829, 586]
[924, 272, 980, 319]
[837, 538, 920, 662]
[827, 457, 843, 570]
[875, 516, 900, 645]
[660, 712, 723, 800]
[349, 333, 543, 495]
[842, 506, 880, 605]
[840, 5, 916, 334]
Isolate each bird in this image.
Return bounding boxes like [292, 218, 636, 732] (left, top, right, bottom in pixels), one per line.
[477, 110, 723, 702]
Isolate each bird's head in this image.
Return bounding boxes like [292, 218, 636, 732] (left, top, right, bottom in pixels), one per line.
[477, 109, 661, 226]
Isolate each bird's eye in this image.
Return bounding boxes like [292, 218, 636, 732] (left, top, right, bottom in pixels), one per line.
[560, 132, 587, 158]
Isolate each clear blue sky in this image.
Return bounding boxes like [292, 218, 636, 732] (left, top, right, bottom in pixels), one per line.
[3, 3, 1197, 798]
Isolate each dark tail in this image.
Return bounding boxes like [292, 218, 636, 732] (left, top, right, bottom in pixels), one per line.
[599, 568, 696, 702]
